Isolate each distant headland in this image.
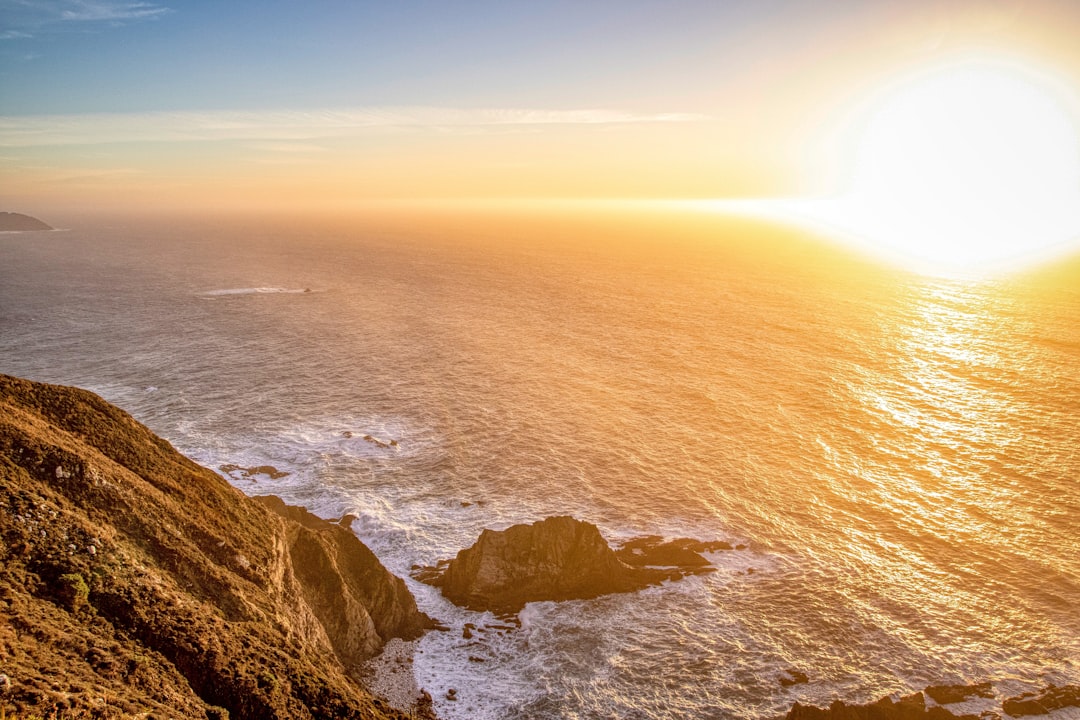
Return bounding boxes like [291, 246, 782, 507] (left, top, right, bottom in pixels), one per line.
[0, 212, 52, 231]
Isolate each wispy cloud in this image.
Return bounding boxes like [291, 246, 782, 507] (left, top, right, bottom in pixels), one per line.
[0, 107, 708, 147]
[59, 1, 170, 22]
[0, 0, 170, 34]
[246, 142, 329, 154]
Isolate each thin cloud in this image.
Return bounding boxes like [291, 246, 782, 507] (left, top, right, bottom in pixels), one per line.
[59, 1, 170, 22]
[248, 142, 328, 152]
[0, 1, 170, 33]
[0, 107, 709, 147]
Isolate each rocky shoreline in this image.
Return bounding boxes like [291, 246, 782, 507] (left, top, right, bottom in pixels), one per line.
[786, 683, 1080, 720]
[0, 374, 434, 719]
[2, 374, 1078, 720]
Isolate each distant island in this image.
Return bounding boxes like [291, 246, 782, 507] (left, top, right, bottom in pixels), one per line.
[0, 212, 52, 231]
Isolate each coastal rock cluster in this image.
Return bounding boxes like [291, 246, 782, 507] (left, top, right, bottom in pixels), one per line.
[0, 374, 434, 719]
[1002, 684, 1080, 716]
[415, 515, 732, 613]
[787, 683, 1080, 720]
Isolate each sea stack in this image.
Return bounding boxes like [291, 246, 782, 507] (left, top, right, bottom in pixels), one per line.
[417, 515, 724, 613]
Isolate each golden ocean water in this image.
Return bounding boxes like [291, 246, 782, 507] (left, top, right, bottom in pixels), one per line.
[1, 209, 1077, 719]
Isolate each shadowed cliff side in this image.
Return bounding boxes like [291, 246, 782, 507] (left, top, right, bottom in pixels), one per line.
[0, 374, 435, 719]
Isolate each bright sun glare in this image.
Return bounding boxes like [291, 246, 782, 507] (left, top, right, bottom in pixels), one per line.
[796, 56, 1080, 274]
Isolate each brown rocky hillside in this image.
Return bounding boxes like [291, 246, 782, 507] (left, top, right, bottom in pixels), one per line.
[0, 374, 435, 720]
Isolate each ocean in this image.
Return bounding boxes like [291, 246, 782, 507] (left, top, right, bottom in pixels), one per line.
[2, 207, 1078, 719]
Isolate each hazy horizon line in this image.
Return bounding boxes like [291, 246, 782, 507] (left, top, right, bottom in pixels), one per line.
[0, 106, 709, 148]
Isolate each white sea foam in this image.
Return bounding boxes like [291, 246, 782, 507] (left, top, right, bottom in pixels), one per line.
[198, 286, 314, 297]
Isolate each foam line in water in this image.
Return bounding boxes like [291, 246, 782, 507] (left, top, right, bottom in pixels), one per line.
[198, 286, 314, 297]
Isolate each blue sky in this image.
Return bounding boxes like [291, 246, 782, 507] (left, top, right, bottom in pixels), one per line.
[2, 0, 1079, 212]
[1, 0, 1005, 114]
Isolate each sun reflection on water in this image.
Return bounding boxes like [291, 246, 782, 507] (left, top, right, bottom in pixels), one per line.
[810, 272, 1080, 671]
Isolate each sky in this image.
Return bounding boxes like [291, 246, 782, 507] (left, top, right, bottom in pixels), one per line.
[2, 0, 1080, 214]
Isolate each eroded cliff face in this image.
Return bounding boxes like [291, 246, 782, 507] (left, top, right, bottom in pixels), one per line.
[0, 374, 433, 719]
[255, 495, 431, 666]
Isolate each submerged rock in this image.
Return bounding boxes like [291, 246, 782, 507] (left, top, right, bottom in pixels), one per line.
[418, 516, 722, 613]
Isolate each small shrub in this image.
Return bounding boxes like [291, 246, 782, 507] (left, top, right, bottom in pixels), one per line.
[256, 671, 278, 693]
[56, 573, 89, 611]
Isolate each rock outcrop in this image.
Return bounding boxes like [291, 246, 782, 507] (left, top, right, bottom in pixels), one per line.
[614, 534, 732, 567]
[0, 212, 52, 231]
[787, 692, 976, 720]
[787, 683, 1080, 720]
[1003, 684, 1080, 716]
[924, 683, 993, 705]
[0, 374, 434, 720]
[416, 515, 725, 613]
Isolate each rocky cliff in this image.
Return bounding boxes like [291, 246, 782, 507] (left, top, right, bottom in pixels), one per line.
[0, 374, 434, 719]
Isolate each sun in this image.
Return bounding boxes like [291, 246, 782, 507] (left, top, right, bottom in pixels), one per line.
[797, 55, 1080, 274]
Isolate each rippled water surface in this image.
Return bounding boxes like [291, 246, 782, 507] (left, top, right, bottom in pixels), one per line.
[2, 210, 1078, 719]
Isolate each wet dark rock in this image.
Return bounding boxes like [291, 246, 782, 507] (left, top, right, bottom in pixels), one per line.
[1002, 684, 1080, 716]
[410, 558, 450, 585]
[218, 464, 289, 480]
[787, 691, 979, 720]
[361, 434, 397, 449]
[925, 683, 994, 705]
[614, 535, 732, 568]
